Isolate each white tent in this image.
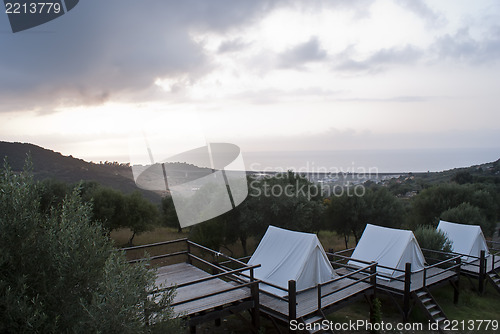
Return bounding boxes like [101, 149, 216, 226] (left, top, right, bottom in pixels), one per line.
[247, 226, 337, 296]
[437, 220, 489, 263]
[348, 224, 426, 279]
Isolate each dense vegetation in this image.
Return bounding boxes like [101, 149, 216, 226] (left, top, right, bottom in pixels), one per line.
[37, 160, 499, 254]
[0, 160, 180, 333]
[2, 142, 498, 251]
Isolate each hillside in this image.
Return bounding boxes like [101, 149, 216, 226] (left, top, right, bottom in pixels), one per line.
[0, 141, 161, 203]
[1, 141, 499, 203]
[412, 158, 500, 184]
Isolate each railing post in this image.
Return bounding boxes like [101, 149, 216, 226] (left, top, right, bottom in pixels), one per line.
[479, 250, 486, 295]
[317, 284, 322, 310]
[288, 280, 297, 333]
[250, 273, 260, 330]
[403, 262, 412, 323]
[492, 254, 495, 272]
[454, 257, 461, 304]
[328, 248, 334, 261]
[370, 262, 377, 295]
[423, 267, 427, 288]
[369, 262, 377, 325]
[186, 240, 192, 265]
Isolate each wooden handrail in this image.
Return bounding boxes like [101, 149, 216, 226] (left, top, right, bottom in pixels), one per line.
[331, 253, 406, 273]
[170, 280, 259, 307]
[154, 264, 261, 293]
[187, 240, 249, 267]
[327, 247, 355, 255]
[128, 250, 188, 264]
[119, 238, 187, 252]
[428, 254, 461, 269]
[321, 272, 376, 300]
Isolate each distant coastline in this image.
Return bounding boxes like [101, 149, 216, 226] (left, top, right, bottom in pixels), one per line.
[243, 147, 500, 173]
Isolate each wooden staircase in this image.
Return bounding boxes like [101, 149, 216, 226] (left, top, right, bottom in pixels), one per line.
[300, 311, 333, 334]
[486, 271, 500, 293]
[413, 288, 447, 333]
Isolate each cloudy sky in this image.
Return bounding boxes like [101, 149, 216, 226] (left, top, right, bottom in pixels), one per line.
[1, 0, 499, 171]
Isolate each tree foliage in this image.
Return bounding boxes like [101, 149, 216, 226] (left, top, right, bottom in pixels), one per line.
[409, 183, 498, 235]
[190, 172, 325, 256]
[161, 195, 181, 231]
[440, 202, 494, 236]
[0, 160, 180, 333]
[414, 225, 453, 253]
[325, 186, 404, 245]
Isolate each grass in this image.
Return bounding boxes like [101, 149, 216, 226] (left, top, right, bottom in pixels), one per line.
[110, 227, 188, 247]
[432, 278, 500, 330]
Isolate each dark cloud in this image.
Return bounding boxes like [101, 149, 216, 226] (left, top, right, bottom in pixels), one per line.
[395, 0, 446, 28]
[278, 36, 328, 68]
[0, 0, 288, 113]
[433, 27, 500, 64]
[218, 38, 251, 54]
[335, 45, 422, 73]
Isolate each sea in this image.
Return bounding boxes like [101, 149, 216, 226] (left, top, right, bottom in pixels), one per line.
[243, 147, 500, 174]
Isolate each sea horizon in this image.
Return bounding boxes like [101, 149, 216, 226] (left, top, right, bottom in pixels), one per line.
[243, 147, 500, 174]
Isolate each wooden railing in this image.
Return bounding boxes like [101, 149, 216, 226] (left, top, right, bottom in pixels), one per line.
[119, 238, 261, 325]
[327, 250, 406, 283]
[315, 262, 377, 311]
[487, 240, 500, 273]
[418, 251, 461, 288]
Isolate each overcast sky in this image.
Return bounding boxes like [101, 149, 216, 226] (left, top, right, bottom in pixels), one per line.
[1, 0, 499, 171]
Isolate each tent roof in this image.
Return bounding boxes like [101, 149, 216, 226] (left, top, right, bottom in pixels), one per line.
[348, 224, 425, 278]
[247, 226, 336, 295]
[437, 220, 489, 259]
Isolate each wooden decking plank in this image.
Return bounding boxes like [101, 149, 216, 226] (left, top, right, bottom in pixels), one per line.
[154, 262, 251, 318]
[258, 278, 371, 318]
[336, 267, 457, 292]
[461, 256, 500, 274]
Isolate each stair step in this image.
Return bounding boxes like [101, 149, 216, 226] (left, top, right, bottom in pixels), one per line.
[430, 310, 441, 317]
[425, 304, 437, 310]
[420, 297, 432, 304]
[416, 291, 427, 298]
[435, 317, 446, 323]
[304, 315, 323, 325]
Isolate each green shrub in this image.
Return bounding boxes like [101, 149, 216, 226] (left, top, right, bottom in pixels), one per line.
[0, 159, 180, 333]
[414, 225, 453, 265]
[441, 202, 495, 236]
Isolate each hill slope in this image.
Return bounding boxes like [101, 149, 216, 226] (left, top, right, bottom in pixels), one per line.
[0, 141, 161, 203]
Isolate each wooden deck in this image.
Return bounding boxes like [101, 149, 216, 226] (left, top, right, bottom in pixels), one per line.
[336, 267, 457, 293]
[461, 256, 500, 275]
[258, 278, 372, 320]
[155, 262, 251, 317]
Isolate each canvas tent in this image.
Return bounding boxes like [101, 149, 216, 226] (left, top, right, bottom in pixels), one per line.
[348, 224, 426, 279]
[437, 220, 489, 263]
[247, 226, 337, 296]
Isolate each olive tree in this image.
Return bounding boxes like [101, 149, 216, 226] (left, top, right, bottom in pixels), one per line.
[0, 160, 180, 333]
